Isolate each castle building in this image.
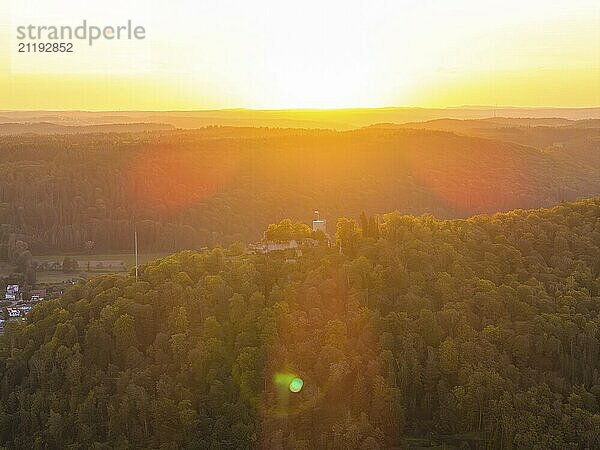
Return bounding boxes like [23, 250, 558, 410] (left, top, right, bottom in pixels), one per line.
[312, 210, 326, 233]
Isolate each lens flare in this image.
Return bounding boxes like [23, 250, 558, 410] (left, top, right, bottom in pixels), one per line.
[128, 142, 238, 214]
[289, 377, 303, 393]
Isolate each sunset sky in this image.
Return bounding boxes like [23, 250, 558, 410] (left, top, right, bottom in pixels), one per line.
[1, 0, 599, 110]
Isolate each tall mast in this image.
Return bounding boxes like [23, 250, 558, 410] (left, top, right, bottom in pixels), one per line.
[134, 230, 138, 282]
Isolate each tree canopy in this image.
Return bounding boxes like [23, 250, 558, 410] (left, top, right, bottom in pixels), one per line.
[0, 198, 598, 448]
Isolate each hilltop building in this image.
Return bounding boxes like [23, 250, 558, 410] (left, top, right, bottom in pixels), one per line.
[312, 210, 327, 233]
[248, 211, 329, 255]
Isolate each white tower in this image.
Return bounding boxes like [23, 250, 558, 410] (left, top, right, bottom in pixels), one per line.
[312, 210, 326, 233]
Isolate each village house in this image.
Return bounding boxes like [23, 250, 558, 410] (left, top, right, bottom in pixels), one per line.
[5, 284, 20, 301]
[29, 289, 46, 302]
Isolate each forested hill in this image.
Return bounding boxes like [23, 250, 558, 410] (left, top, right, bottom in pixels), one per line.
[370, 118, 600, 167]
[0, 126, 598, 256]
[0, 122, 175, 135]
[0, 198, 598, 449]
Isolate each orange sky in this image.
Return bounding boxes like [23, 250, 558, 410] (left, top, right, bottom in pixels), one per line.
[1, 0, 599, 110]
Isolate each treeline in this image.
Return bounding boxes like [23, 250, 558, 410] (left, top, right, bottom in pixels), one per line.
[264, 219, 313, 242]
[0, 198, 598, 448]
[0, 127, 598, 257]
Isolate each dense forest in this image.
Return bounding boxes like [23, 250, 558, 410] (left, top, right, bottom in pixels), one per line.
[0, 124, 598, 257]
[0, 198, 598, 448]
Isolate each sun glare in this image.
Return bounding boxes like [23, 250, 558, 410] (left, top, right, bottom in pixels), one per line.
[3, 0, 598, 109]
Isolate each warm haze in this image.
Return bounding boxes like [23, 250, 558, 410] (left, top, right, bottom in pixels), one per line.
[1, 1, 600, 449]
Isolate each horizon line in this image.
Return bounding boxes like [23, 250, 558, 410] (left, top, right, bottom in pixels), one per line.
[1, 105, 600, 114]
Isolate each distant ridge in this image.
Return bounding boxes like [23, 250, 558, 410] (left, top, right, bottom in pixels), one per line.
[367, 117, 600, 130]
[0, 122, 176, 135]
[0, 107, 598, 131]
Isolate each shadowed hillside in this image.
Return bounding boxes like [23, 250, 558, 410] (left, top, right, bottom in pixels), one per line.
[0, 126, 598, 256]
[371, 118, 600, 164]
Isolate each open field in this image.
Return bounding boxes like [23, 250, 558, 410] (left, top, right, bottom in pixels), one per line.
[35, 252, 171, 283]
[34, 252, 171, 266]
[1, 253, 172, 285]
[35, 273, 84, 284]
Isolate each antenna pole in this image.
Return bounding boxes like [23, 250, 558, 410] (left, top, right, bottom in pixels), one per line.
[134, 230, 138, 281]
